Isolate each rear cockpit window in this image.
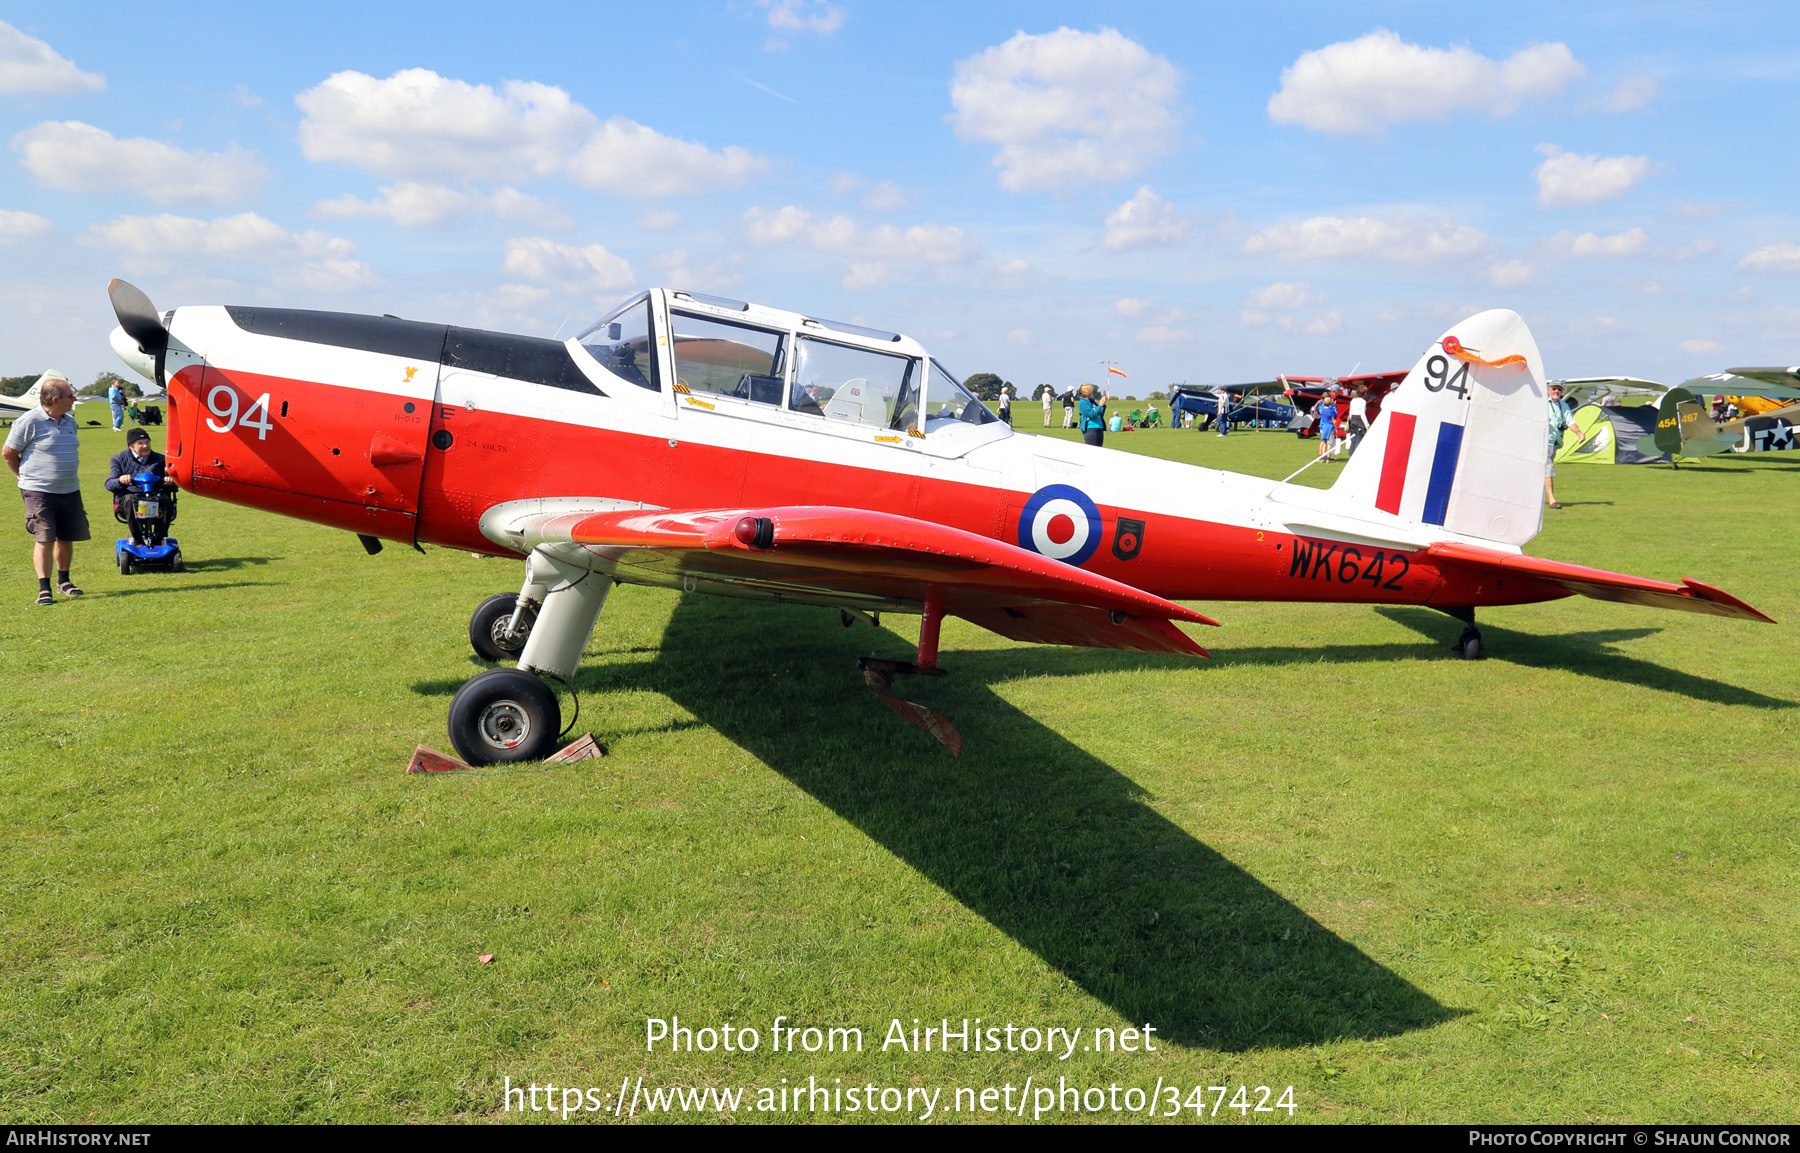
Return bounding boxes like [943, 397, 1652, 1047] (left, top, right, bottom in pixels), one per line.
[671, 312, 787, 405]
[578, 294, 659, 391]
[789, 338, 919, 430]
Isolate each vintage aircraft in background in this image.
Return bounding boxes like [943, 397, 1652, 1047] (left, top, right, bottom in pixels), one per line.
[0, 373, 50, 422]
[107, 280, 1775, 763]
[1634, 373, 1800, 462]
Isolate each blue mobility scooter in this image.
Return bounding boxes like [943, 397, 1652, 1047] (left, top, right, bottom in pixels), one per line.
[114, 470, 182, 574]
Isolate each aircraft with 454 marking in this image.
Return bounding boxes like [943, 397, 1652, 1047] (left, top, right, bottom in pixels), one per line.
[105, 280, 1774, 763]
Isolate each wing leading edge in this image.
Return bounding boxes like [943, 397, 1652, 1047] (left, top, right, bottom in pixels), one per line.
[505, 504, 1217, 657]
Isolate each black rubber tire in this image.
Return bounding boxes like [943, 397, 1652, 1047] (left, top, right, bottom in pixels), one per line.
[1457, 628, 1483, 661]
[171, 551, 184, 573]
[469, 593, 537, 662]
[447, 668, 561, 765]
[117, 550, 131, 576]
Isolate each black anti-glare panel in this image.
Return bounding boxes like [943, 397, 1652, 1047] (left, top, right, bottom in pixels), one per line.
[444, 328, 603, 396]
[225, 306, 448, 362]
[223, 307, 604, 396]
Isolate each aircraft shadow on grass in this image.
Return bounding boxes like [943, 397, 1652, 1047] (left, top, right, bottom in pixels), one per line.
[101, 580, 269, 598]
[1375, 608, 1795, 710]
[569, 595, 1456, 1051]
[178, 555, 280, 572]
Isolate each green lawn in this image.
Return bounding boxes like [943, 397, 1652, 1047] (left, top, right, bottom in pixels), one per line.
[0, 421, 1794, 1123]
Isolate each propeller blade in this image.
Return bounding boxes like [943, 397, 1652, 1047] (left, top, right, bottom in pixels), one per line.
[108, 278, 167, 354]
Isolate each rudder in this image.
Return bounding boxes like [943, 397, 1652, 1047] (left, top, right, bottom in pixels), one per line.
[1332, 310, 1546, 546]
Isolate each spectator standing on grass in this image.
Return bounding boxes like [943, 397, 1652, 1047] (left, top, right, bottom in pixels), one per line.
[1316, 396, 1339, 462]
[3, 373, 87, 605]
[1077, 382, 1107, 447]
[106, 378, 126, 432]
[997, 384, 1012, 426]
[1212, 385, 1232, 436]
[1040, 384, 1054, 427]
[1544, 382, 1584, 509]
[1061, 388, 1076, 429]
[1345, 387, 1370, 458]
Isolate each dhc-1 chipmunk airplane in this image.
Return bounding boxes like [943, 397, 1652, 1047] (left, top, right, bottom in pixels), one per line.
[106, 280, 1774, 764]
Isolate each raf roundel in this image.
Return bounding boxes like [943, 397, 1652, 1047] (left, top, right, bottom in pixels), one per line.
[1017, 484, 1103, 566]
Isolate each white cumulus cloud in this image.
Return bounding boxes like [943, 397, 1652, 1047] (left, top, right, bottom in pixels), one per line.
[1598, 74, 1659, 113]
[1244, 215, 1489, 263]
[1268, 29, 1585, 137]
[566, 117, 767, 198]
[636, 206, 683, 231]
[1007, 328, 1033, 345]
[1736, 243, 1800, 273]
[950, 27, 1181, 194]
[0, 21, 103, 94]
[82, 211, 374, 289]
[1244, 280, 1319, 309]
[1487, 259, 1539, 288]
[296, 68, 765, 198]
[760, 0, 845, 40]
[0, 208, 53, 242]
[12, 121, 267, 207]
[1534, 144, 1654, 207]
[501, 236, 634, 293]
[1547, 227, 1651, 258]
[313, 182, 572, 229]
[1102, 186, 1187, 251]
[1679, 339, 1722, 354]
[861, 181, 911, 211]
[743, 205, 980, 264]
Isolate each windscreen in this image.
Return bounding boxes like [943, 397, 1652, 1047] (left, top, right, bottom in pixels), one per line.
[924, 361, 999, 430]
[576, 294, 658, 391]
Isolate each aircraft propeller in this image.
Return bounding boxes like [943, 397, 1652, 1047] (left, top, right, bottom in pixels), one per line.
[108, 278, 167, 384]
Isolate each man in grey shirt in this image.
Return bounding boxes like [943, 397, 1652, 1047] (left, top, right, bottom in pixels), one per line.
[3, 373, 88, 605]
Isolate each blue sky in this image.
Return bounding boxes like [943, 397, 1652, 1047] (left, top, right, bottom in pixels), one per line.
[3, 1, 1798, 393]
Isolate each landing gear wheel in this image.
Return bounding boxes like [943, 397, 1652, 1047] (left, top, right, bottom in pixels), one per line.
[447, 668, 561, 765]
[469, 592, 537, 662]
[171, 552, 184, 573]
[117, 550, 131, 576]
[1456, 626, 1484, 661]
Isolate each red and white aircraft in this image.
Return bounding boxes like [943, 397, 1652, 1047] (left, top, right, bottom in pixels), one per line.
[107, 281, 1773, 763]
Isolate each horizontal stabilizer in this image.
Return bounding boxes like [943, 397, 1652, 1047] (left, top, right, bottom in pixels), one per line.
[1425, 541, 1775, 623]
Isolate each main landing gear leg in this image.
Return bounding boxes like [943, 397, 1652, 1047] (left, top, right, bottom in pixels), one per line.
[858, 584, 962, 756]
[1440, 606, 1483, 661]
[448, 549, 609, 764]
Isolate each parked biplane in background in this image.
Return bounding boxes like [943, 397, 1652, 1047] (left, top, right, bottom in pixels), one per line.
[107, 280, 1775, 764]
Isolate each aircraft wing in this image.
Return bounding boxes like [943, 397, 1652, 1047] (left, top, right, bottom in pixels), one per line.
[1678, 372, 1800, 400]
[1219, 379, 1291, 396]
[1425, 542, 1775, 623]
[497, 504, 1217, 657]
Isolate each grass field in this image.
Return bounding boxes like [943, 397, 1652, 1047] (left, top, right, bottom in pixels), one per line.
[1, 420, 1795, 1124]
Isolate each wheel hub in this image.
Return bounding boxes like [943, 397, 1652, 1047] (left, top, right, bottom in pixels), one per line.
[478, 699, 531, 749]
[489, 617, 528, 651]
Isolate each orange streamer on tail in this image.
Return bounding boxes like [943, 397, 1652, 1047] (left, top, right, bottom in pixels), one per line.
[1441, 334, 1527, 369]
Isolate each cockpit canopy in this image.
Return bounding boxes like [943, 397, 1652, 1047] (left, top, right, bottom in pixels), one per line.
[575, 290, 1004, 447]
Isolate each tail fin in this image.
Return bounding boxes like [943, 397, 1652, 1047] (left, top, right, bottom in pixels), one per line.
[1333, 309, 1546, 546]
[16, 373, 50, 409]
